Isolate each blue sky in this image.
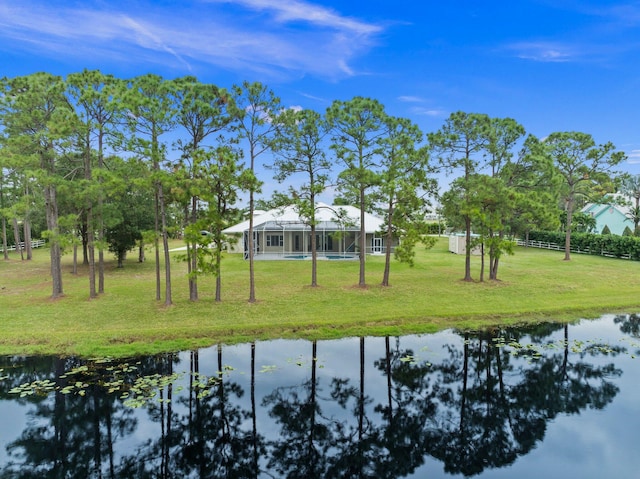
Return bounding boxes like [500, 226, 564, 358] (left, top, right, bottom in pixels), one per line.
[1, 0, 640, 194]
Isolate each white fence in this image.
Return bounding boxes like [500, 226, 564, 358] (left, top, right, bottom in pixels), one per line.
[516, 238, 633, 260]
[0, 239, 46, 253]
[515, 239, 563, 250]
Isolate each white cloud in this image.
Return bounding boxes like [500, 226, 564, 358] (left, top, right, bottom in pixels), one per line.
[410, 107, 447, 117]
[398, 95, 426, 103]
[396, 96, 445, 117]
[120, 15, 192, 71]
[506, 41, 576, 62]
[0, 0, 382, 80]
[204, 0, 382, 35]
[569, 2, 640, 28]
[297, 91, 329, 103]
[626, 149, 640, 164]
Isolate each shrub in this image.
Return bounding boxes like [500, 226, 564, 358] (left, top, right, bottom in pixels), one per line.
[424, 222, 445, 235]
[528, 230, 640, 260]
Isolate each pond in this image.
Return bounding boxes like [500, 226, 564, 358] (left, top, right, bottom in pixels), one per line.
[1, 314, 639, 478]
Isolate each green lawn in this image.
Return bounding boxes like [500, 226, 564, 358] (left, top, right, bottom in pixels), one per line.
[1, 236, 639, 357]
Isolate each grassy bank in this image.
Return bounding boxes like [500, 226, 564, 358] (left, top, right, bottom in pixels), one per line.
[1, 237, 639, 357]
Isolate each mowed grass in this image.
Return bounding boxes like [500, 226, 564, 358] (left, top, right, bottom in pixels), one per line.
[1, 236, 639, 357]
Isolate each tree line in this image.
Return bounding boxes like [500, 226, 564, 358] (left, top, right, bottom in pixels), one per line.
[0, 70, 630, 302]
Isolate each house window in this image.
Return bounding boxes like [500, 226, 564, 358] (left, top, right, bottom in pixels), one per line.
[266, 234, 283, 247]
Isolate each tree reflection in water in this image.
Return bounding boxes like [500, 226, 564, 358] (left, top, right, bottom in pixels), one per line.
[614, 312, 640, 338]
[0, 315, 634, 478]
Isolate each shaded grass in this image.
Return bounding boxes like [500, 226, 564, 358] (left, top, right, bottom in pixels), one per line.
[1, 237, 639, 357]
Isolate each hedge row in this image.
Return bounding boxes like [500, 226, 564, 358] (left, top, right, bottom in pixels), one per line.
[528, 230, 640, 260]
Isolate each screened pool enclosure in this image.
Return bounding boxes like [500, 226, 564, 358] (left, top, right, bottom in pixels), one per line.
[222, 203, 395, 260]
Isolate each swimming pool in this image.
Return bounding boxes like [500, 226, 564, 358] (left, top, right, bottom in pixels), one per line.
[282, 254, 357, 260]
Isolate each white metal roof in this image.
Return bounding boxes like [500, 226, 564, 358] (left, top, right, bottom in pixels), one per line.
[222, 202, 385, 234]
[582, 194, 634, 217]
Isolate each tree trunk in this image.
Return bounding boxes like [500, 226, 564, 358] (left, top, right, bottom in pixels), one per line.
[189, 195, 198, 301]
[50, 241, 64, 299]
[489, 230, 498, 280]
[490, 231, 503, 280]
[215, 267, 222, 302]
[564, 196, 574, 261]
[382, 198, 393, 287]
[154, 187, 162, 301]
[12, 218, 23, 260]
[85, 142, 97, 296]
[358, 187, 366, 288]
[187, 242, 197, 300]
[310, 223, 318, 287]
[23, 218, 32, 260]
[1, 217, 8, 261]
[97, 131, 106, 294]
[158, 182, 172, 306]
[44, 184, 63, 298]
[215, 221, 223, 302]
[80, 220, 89, 265]
[309, 190, 318, 287]
[464, 215, 473, 281]
[479, 242, 485, 282]
[248, 189, 256, 302]
[490, 256, 499, 280]
[88, 225, 96, 299]
[87, 209, 96, 297]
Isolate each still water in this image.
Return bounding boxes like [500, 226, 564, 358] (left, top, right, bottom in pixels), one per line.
[1, 314, 639, 478]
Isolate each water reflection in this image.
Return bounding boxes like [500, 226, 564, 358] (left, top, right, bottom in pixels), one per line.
[1, 314, 638, 479]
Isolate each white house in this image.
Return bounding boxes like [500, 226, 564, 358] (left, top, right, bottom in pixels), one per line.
[222, 202, 394, 260]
